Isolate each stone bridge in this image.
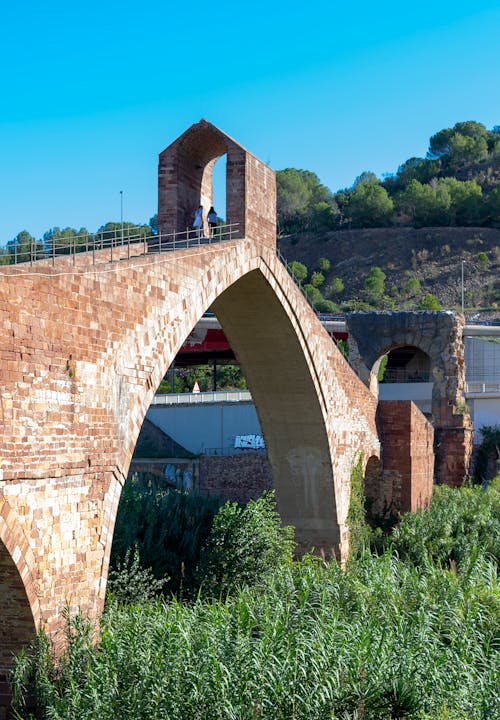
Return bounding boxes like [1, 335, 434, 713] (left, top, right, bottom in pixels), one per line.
[0, 121, 462, 714]
[0, 121, 386, 710]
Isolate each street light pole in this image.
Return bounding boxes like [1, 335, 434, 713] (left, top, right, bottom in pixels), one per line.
[120, 190, 124, 245]
[461, 260, 465, 314]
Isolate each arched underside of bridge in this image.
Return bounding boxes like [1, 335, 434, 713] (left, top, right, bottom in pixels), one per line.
[0, 511, 39, 715]
[212, 269, 346, 548]
[0, 240, 379, 665]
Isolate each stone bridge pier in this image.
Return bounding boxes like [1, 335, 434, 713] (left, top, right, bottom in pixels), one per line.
[347, 311, 473, 487]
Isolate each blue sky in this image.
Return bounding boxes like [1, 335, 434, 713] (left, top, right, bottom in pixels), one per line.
[1, 0, 499, 242]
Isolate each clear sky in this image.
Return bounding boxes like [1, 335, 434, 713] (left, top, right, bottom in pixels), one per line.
[1, 0, 499, 243]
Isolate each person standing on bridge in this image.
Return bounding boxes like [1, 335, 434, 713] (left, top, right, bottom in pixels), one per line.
[207, 206, 218, 238]
[193, 205, 204, 239]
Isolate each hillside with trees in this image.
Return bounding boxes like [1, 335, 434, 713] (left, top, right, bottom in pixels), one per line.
[277, 120, 500, 318]
[3, 120, 499, 318]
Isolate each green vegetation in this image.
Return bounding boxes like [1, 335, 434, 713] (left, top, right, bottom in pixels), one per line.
[156, 364, 247, 394]
[310, 270, 325, 288]
[418, 293, 442, 310]
[316, 257, 331, 272]
[194, 492, 294, 598]
[277, 169, 335, 235]
[474, 425, 500, 485]
[287, 259, 309, 282]
[276, 120, 500, 236]
[11, 476, 500, 719]
[364, 266, 387, 303]
[1, 222, 152, 263]
[110, 473, 224, 597]
[477, 251, 489, 270]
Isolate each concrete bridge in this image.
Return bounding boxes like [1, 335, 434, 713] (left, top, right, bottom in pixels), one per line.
[0, 120, 467, 712]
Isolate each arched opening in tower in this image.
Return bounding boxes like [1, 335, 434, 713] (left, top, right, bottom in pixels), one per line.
[375, 345, 433, 416]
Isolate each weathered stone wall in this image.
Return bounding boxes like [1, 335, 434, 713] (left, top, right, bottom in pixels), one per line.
[347, 311, 473, 486]
[130, 453, 272, 504]
[198, 453, 272, 503]
[376, 400, 434, 516]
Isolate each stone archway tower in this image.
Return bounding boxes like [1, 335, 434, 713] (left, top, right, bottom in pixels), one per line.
[347, 311, 474, 487]
[157, 119, 276, 248]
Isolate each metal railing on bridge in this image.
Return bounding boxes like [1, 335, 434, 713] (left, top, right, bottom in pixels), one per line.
[151, 389, 253, 405]
[4, 223, 333, 337]
[465, 380, 500, 396]
[4, 222, 241, 267]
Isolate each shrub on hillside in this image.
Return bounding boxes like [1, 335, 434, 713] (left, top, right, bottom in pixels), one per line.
[364, 266, 386, 302]
[310, 270, 325, 288]
[315, 298, 339, 313]
[328, 276, 344, 295]
[316, 257, 331, 272]
[418, 293, 442, 310]
[287, 260, 308, 282]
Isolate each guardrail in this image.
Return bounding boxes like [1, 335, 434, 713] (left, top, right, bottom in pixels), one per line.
[150, 390, 253, 405]
[4, 222, 241, 266]
[465, 381, 500, 396]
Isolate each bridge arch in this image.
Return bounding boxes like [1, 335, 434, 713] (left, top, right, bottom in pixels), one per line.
[0, 502, 40, 706]
[98, 242, 379, 575]
[347, 311, 473, 485]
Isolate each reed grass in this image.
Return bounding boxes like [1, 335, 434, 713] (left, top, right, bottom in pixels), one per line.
[11, 480, 500, 719]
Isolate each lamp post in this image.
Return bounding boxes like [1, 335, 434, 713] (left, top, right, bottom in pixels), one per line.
[120, 190, 124, 245]
[461, 260, 465, 314]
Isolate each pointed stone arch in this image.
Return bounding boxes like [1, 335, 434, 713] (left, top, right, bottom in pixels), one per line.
[158, 119, 276, 247]
[0, 502, 40, 713]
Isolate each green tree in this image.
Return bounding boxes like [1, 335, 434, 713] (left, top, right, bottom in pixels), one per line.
[276, 168, 333, 234]
[6, 230, 44, 263]
[418, 293, 442, 310]
[303, 284, 323, 305]
[308, 201, 339, 230]
[347, 181, 394, 228]
[484, 187, 500, 226]
[97, 221, 150, 244]
[428, 121, 489, 167]
[287, 260, 308, 283]
[310, 271, 325, 288]
[149, 213, 158, 234]
[328, 277, 344, 295]
[315, 299, 339, 313]
[438, 177, 483, 225]
[477, 251, 489, 271]
[43, 226, 91, 255]
[316, 257, 331, 272]
[390, 156, 441, 191]
[396, 179, 451, 227]
[406, 277, 422, 297]
[195, 492, 294, 597]
[364, 266, 386, 302]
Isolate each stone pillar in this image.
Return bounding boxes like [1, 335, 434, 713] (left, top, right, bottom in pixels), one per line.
[376, 400, 434, 516]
